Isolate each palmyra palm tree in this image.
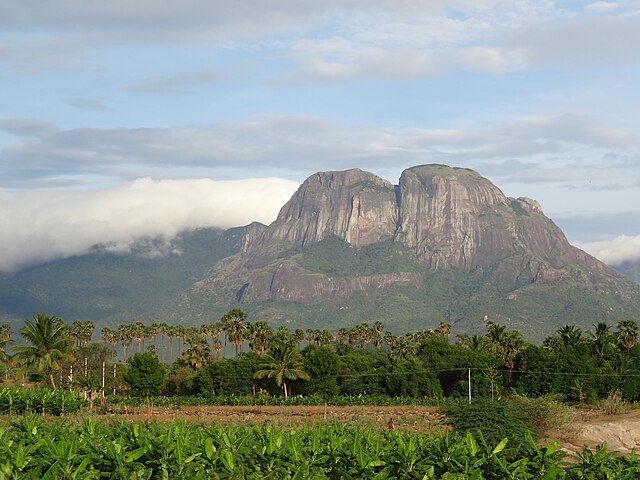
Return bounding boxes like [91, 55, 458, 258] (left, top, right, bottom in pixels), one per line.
[0, 323, 12, 380]
[13, 314, 73, 389]
[181, 335, 211, 370]
[248, 321, 274, 355]
[118, 324, 134, 361]
[254, 343, 309, 399]
[589, 322, 615, 361]
[557, 325, 583, 347]
[221, 308, 248, 359]
[617, 320, 639, 351]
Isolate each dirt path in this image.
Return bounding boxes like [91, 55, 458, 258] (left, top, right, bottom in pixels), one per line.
[557, 409, 640, 455]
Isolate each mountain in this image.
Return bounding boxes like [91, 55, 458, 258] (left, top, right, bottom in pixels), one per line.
[1, 164, 639, 341]
[0, 228, 244, 329]
[617, 259, 640, 284]
[174, 165, 640, 339]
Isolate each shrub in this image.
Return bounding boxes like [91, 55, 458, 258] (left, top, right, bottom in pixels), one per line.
[443, 398, 533, 448]
[510, 393, 575, 438]
[599, 389, 628, 415]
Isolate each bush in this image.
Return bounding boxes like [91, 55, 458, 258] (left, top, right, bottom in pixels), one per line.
[599, 389, 628, 415]
[510, 394, 575, 437]
[443, 398, 534, 448]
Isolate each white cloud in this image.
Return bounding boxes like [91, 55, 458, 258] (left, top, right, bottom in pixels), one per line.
[0, 177, 299, 272]
[576, 235, 640, 265]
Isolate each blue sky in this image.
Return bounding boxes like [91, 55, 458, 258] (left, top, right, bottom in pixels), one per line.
[1, 0, 639, 271]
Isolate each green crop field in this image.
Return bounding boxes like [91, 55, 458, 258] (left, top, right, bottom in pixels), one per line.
[0, 416, 639, 479]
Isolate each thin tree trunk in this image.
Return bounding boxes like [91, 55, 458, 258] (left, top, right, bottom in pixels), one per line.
[49, 372, 56, 390]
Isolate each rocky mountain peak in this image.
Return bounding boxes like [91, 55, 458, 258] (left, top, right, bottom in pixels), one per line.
[247, 163, 606, 274]
[255, 168, 398, 248]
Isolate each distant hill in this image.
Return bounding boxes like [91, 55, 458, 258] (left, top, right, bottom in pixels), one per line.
[1, 164, 639, 342]
[0, 228, 244, 330]
[616, 259, 640, 284]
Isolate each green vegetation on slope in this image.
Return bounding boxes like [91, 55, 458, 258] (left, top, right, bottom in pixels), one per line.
[280, 236, 423, 278]
[0, 227, 243, 325]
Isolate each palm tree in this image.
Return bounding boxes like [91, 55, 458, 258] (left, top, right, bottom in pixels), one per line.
[78, 321, 94, 346]
[132, 322, 147, 353]
[617, 320, 639, 351]
[456, 334, 486, 351]
[390, 336, 416, 362]
[485, 321, 525, 386]
[589, 322, 615, 361]
[13, 314, 73, 389]
[254, 343, 309, 399]
[293, 329, 305, 349]
[221, 308, 248, 359]
[181, 335, 211, 370]
[371, 321, 385, 348]
[248, 321, 273, 355]
[0, 323, 13, 380]
[118, 324, 134, 361]
[557, 325, 583, 347]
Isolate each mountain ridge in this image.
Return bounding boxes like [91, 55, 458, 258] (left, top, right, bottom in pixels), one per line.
[1, 164, 638, 341]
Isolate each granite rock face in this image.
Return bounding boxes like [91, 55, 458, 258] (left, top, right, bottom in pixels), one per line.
[254, 169, 398, 249]
[246, 164, 604, 274]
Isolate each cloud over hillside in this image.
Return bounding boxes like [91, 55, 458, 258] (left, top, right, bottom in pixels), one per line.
[0, 177, 299, 272]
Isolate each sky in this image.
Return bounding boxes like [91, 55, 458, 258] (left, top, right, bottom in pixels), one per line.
[1, 0, 639, 272]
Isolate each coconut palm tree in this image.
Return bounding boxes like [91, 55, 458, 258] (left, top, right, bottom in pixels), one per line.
[254, 343, 309, 399]
[13, 314, 73, 389]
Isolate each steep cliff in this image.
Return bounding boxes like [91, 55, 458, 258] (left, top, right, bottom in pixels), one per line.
[253, 169, 397, 249]
[246, 164, 606, 276]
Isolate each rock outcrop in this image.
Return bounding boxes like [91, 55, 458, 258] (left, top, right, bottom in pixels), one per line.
[246, 164, 605, 274]
[172, 164, 640, 338]
[254, 169, 398, 249]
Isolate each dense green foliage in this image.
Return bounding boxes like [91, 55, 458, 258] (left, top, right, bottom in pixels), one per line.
[124, 353, 167, 399]
[444, 399, 534, 448]
[283, 236, 423, 277]
[0, 417, 639, 479]
[0, 388, 85, 415]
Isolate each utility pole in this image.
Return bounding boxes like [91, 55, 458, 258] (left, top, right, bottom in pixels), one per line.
[468, 368, 472, 403]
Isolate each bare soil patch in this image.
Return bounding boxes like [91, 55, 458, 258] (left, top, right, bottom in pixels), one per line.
[557, 408, 640, 455]
[108, 404, 447, 434]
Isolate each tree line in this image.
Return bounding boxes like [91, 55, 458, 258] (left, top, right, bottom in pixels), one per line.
[1, 312, 640, 403]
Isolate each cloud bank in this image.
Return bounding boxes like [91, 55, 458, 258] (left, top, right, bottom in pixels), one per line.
[0, 177, 299, 272]
[577, 235, 640, 266]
